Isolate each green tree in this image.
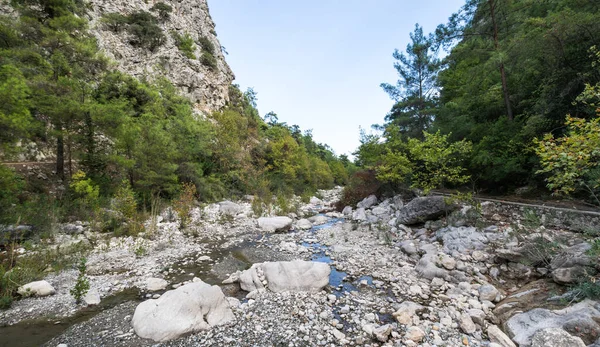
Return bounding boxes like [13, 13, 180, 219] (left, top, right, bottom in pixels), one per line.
[381, 24, 440, 139]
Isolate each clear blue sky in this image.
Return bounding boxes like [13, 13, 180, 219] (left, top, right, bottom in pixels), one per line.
[209, 1, 465, 157]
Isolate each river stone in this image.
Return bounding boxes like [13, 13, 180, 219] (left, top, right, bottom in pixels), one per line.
[415, 252, 449, 280]
[17, 280, 55, 297]
[392, 301, 426, 324]
[437, 226, 489, 254]
[396, 196, 455, 225]
[257, 216, 293, 232]
[531, 328, 586, 347]
[224, 260, 330, 293]
[83, 289, 101, 306]
[262, 260, 330, 292]
[218, 201, 242, 216]
[406, 326, 426, 342]
[132, 280, 234, 342]
[342, 206, 353, 216]
[309, 215, 329, 225]
[146, 278, 168, 292]
[459, 313, 477, 334]
[296, 219, 313, 230]
[352, 208, 367, 221]
[357, 195, 377, 209]
[479, 284, 500, 302]
[552, 266, 587, 284]
[487, 325, 516, 347]
[506, 299, 600, 346]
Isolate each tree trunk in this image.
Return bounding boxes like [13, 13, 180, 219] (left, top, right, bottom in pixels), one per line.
[488, 0, 513, 121]
[56, 123, 64, 179]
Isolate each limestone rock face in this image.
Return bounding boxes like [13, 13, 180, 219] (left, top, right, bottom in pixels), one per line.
[87, 0, 234, 113]
[132, 280, 234, 342]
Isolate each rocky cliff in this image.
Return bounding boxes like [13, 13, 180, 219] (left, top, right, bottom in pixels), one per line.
[87, 0, 234, 113]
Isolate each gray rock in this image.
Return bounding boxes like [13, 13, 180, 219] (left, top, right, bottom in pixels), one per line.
[308, 215, 329, 225]
[392, 301, 426, 324]
[396, 196, 455, 225]
[416, 253, 449, 280]
[218, 201, 242, 216]
[342, 206, 353, 216]
[506, 300, 600, 346]
[295, 219, 313, 230]
[352, 208, 367, 221]
[487, 325, 516, 347]
[373, 324, 392, 342]
[17, 280, 56, 297]
[357, 195, 377, 209]
[531, 328, 586, 347]
[224, 260, 330, 293]
[399, 240, 418, 255]
[459, 313, 477, 334]
[437, 226, 489, 254]
[83, 289, 101, 306]
[371, 206, 387, 216]
[132, 280, 234, 342]
[146, 278, 168, 292]
[552, 266, 588, 284]
[257, 216, 293, 232]
[479, 284, 500, 302]
[62, 223, 84, 234]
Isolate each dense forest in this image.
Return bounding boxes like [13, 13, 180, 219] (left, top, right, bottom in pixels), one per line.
[0, 0, 353, 235]
[352, 0, 600, 206]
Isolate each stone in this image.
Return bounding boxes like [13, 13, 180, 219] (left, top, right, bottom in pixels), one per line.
[331, 328, 345, 340]
[83, 289, 101, 306]
[342, 206, 353, 216]
[374, 324, 392, 342]
[17, 280, 56, 297]
[439, 254, 457, 270]
[487, 325, 516, 347]
[506, 299, 600, 346]
[357, 195, 377, 209]
[531, 328, 586, 347]
[146, 278, 168, 292]
[224, 260, 330, 293]
[218, 201, 242, 216]
[472, 250, 487, 262]
[459, 313, 477, 334]
[296, 219, 313, 230]
[399, 240, 418, 255]
[352, 208, 367, 221]
[393, 301, 426, 324]
[310, 197, 322, 205]
[257, 216, 293, 232]
[416, 253, 449, 280]
[372, 206, 387, 216]
[468, 309, 486, 326]
[308, 215, 329, 225]
[396, 196, 455, 225]
[479, 284, 500, 302]
[406, 326, 426, 342]
[552, 266, 588, 284]
[436, 226, 489, 254]
[132, 280, 234, 342]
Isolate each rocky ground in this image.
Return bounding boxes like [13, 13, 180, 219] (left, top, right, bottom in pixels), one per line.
[1, 187, 600, 347]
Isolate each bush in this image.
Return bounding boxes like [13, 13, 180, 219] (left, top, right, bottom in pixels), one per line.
[171, 32, 196, 59]
[198, 36, 215, 55]
[70, 258, 89, 304]
[173, 182, 197, 228]
[127, 11, 165, 51]
[0, 165, 23, 225]
[100, 13, 128, 32]
[336, 170, 381, 210]
[201, 52, 218, 71]
[150, 2, 173, 20]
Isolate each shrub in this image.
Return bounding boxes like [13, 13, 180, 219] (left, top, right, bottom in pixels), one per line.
[173, 182, 197, 228]
[70, 257, 89, 304]
[150, 2, 173, 20]
[100, 13, 128, 33]
[171, 32, 196, 59]
[127, 11, 165, 51]
[201, 52, 217, 71]
[198, 36, 215, 55]
[112, 180, 137, 220]
[336, 170, 381, 210]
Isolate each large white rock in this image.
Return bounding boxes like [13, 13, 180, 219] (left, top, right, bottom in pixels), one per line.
[531, 328, 586, 347]
[132, 280, 234, 342]
[357, 195, 377, 209]
[83, 289, 101, 306]
[218, 201, 242, 216]
[17, 280, 56, 297]
[295, 219, 313, 230]
[224, 260, 330, 293]
[257, 216, 293, 232]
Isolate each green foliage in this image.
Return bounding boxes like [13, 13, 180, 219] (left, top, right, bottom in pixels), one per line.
[337, 170, 381, 209]
[198, 36, 215, 55]
[70, 257, 89, 304]
[0, 165, 24, 225]
[70, 170, 100, 209]
[201, 52, 218, 71]
[172, 32, 196, 59]
[101, 11, 165, 50]
[0, 64, 31, 152]
[173, 182, 197, 228]
[150, 2, 172, 21]
[112, 180, 137, 219]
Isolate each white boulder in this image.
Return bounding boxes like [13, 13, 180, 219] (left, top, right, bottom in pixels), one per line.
[17, 280, 56, 297]
[132, 280, 234, 342]
[257, 216, 293, 232]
